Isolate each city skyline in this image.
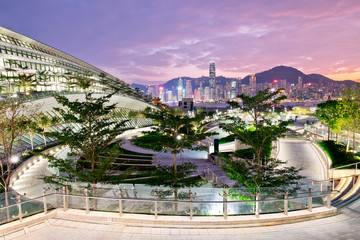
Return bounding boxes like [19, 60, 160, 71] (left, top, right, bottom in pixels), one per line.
[1, 0, 359, 84]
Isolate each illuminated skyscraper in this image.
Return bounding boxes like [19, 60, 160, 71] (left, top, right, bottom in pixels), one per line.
[209, 61, 216, 100]
[185, 79, 192, 98]
[209, 61, 216, 88]
[249, 74, 256, 93]
[297, 76, 303, 90]
[177, 77, 183, 101]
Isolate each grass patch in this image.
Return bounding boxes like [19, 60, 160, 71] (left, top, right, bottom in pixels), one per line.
[219, 135, 235, 144]
[131, 132, 163, 152]
[317, 140, 360, 168]
[233, 140, 272, 159]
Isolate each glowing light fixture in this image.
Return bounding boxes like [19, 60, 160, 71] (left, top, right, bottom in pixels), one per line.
[11, 156, 19, 163]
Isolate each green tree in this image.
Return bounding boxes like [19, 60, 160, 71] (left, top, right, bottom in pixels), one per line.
[37, 113, 58, 146]
[44, 92, 130, 193]
[138, 107, 216, 186]
[315, 100, 344, 141]
[222, 89, 290, 178]
[0, 99, 40, 220]
[340, 87, 360, 151]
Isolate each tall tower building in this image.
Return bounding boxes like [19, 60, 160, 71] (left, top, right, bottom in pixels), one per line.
[185, 80, 193, 98]
[177, 77, 183, 101]
[209, 61, 216, 100]
[209, 61, 216, 88]
[297, 76, 303, 90]
[249, 74, 256, 93]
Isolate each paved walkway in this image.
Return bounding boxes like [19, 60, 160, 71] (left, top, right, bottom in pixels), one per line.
[8, 210, 360, 240]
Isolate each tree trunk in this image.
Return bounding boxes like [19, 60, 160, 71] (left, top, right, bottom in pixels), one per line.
[92, 182, 97, 210]
[42, 134, 47, 146]
[353, 128, 356, 152]
[30, 136, 34, 150]
[174, 187, 178, 214]
[5, 189, 10, 222]
[256, 150, 261, 179]
[173, 154, 177, 186]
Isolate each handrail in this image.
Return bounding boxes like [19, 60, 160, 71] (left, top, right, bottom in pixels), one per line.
[333, 162, 359, 170]
[0, 191, 334, 211]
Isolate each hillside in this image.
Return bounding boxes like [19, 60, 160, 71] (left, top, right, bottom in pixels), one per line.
[131, 66, 358, 92]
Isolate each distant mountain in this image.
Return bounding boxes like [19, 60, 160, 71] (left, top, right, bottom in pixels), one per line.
[130, 83, 148, 93]
[131, 66, 359, 92]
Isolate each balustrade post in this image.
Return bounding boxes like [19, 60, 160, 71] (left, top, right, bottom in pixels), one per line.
[124, 187, 129, 198]
[212, 172, 215, 181]
[284, 191, 288, 216]
[154, 192, 158, 219]
[320, 182, 323, 193]
[356, 163, 358, 176]
[118, 190, 123, 217]
[327, 186, 331, 209]
[85, 188, 90, 214]
[190, 193, 193, 220]
[43, 188, 47, 215]
[255, 193, 260, 218]
[63, 186, 68, 211]
[17, 195, 23, 222]
[332, 169, 335, 190]
[207, 166, 210, 176]
[223, 193, 228, 220]
[132, 185, 138, 198]
[308, 188, 312, 212]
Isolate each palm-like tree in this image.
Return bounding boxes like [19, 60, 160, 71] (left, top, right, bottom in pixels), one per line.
[37, 113, 58, 146]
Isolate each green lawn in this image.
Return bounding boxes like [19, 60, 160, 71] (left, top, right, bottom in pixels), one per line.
[317, 141, 360, 168]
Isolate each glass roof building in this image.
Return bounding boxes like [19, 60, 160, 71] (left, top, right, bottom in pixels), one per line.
[0, 25, 155, 155]
[0, 25, 141, 97]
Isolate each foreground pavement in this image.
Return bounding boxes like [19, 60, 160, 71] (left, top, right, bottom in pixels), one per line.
[7, 210, 360, 240]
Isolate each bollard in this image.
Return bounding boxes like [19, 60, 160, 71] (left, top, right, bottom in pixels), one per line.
[119, 190, 123, 217]
[63, 186, 68, 211]
[85, 188, 90, 214]
[308, 188, 312, 212]
[212, 172, 215, 181]
[43, 188, 47, 215]
[207, 166, 210, 177]
[154, 192, 158, 219]
[190, 193, 193, 220]
[223, 193, 228, 220]
[255, 193, 260, 218]
[327, 186, 331, 209]
[284, 191, 288, 216]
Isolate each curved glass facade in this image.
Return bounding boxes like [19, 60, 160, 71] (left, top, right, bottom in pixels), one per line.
[0, 25, 139, 97]
[0, 26, 154, 155]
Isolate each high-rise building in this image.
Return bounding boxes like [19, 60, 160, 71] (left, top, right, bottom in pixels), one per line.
[158, 86, 164, 101]
[204, 86, 210, 101]
[194, 88, 202, 102]
[209, 61, 216, 100]
[166, 90, 173, 102]
[185, 79, 192, 98]
[209, 61, 216, 88]
[177, 77, 183, 101]
[297, 76, 303, 91]
[249, 74, 256, 93]
[230, 80, 238, 99]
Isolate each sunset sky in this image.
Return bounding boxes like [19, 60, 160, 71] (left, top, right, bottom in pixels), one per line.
[1, 0, 359, 84]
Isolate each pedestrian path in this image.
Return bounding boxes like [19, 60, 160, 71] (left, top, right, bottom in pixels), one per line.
[7, 209, 360, 240]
